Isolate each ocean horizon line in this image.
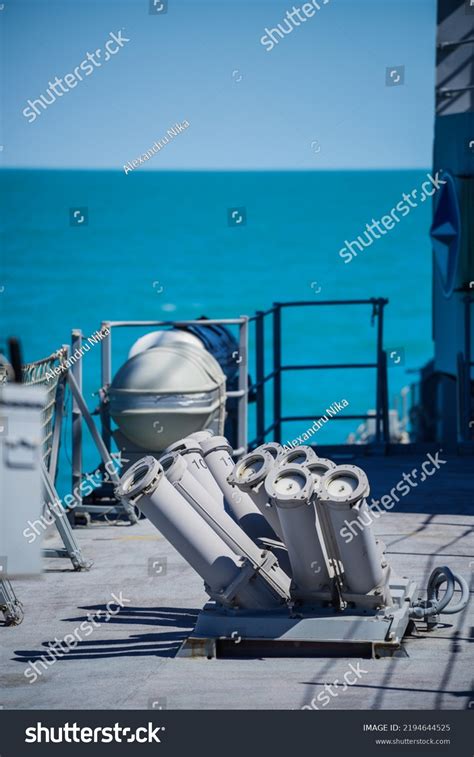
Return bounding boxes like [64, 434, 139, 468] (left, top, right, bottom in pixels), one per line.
[1, 166, 431, 174]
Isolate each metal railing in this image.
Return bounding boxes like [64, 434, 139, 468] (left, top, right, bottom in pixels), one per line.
[69, 318, 250, 517]
[248, 299, 390, 448]
[69, 302, 392, 491]
[97, 318, 249, 455]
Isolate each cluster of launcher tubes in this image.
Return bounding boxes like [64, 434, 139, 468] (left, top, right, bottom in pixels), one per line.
[116, 433, 468, 621]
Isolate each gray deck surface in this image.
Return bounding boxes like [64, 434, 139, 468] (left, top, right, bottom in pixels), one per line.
[1, 453, 473, 710]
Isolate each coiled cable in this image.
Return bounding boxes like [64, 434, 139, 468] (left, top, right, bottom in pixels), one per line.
[410, 566, 469, 619]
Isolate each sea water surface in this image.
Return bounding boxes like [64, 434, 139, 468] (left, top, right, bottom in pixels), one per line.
[1, 169, 433, 491]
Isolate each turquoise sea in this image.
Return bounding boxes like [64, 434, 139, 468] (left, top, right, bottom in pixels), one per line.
[1, 169, 433, 490]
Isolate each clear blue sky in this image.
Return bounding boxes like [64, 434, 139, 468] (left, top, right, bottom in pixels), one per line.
[2, 0, 436, 170]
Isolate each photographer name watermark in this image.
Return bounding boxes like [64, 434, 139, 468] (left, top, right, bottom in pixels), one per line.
[283, 399, 349, 450]
[123, 121, 190, 174]
[45, 327, 109, 382]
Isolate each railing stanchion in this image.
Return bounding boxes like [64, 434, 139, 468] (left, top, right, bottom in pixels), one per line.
[71, 330, 83, 506]
[237, 316, 249, 455]
[273, 304, 282, 444]
[375, 300, 384, 444]
[381, 350, 390, 444]
[100, 321, 112, 453]
[255, 310, 265, 446]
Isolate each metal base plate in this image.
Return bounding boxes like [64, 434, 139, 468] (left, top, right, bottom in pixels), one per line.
[178, 579, 417, 659]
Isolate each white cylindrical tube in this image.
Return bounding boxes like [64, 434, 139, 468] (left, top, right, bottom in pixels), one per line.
[265, 466, 332, 600]
[164, 437, 224, 507]
[227, 450, 284, 540]
[301, 458, 340, 582]
[116, 457, 288, 609]
[277, 446, 317, 467]
[302, 457, 337, 487]
[252, 442, 283, 460]
[160, 452, 267, 562]
[160, 451, 290, 595]
[200, 436, 277, 541]
[116, 456, 239, 593]
[187, 430, 214, 443]
[315, 465, 389, 597]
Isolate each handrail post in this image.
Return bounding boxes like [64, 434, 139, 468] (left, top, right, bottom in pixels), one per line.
[71, 330, 83, 508]
[273, 304, 282, 443]
[375, 300, 384, 444]
[255, 310, 265, 446]
[100, 322, 112, 453]
[237, 316, 249, 455]
[381, 350, 390, 444]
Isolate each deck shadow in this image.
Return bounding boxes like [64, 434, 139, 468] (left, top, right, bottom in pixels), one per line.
[12, 606, 201, 665]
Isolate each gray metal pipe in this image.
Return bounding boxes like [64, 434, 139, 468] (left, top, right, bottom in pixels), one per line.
[315, 465, 391, 600]
[300, 458, 341, 580]
[200, 436, 277, 541]
[116, 457, 288, 610]
[227, 450, 284, 540]
[160, 451, 290, 597]
[160, 451, 290, 589]
[265, 466, 333, 601]
[252, 442, 283, 459]
[302, 458, 337, 487]
[277, 446, 318, 467]
[187, 430, 214, 443]
[164, 437, 224, 507]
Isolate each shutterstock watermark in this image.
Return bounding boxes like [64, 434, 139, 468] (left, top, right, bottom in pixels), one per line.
[338, 171, 447, 264]
[22, 30, 130, 124]
[25, 722, 165, 744]
[301, 661, 368, 709]
[260, 0, 331, 52]
[340, 450, 447, 544]
[24, 591, 131, 683]
[123, 120, 190, 174]
[22, 451, 127, 545]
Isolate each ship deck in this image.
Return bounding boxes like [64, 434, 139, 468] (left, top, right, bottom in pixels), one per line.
[1, 452, 473, 711]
